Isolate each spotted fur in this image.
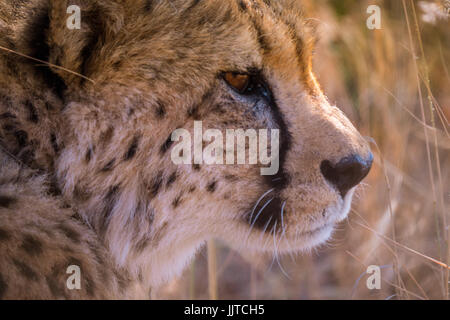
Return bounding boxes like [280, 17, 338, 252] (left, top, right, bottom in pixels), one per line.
[0, 0, 371, 299]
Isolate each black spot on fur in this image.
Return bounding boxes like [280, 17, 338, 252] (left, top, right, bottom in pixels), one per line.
[0, 273, 6, 298]
[238, 0, 248, 12]
[148, 174, 163, 197]
[166, 172, 177, 188]
[25, 100, 39, 123]
[85, 147, 93, 163]
[48, 178, 62, 197]
[0, 228, 11, 241]
[160, 136, 173, 154]
[188, 88, 215, 119]
[20, 148, 35, 166]
[0, 112, 16, 119]
[207, 181, 217, 193]
[21, 235, 43, 257]
[155, 101, 166, 118]
[99, 185, 120, 233]
[0, 195, 16, 208]
[188, 186, 196, 193]
[58, 224, 81, 244]
[124, 136, 140, 161]
[172, 195, 182, 208]
[46, 262, 69, 298]
[73, 185, 91, 202]
[44, 102, 54, 111]
[13, 259, 39, 281]
[144, 0, 154, 11]
[50, 133, 59, 153]
[14, 130, 28, 148]
[101, 158, 116, 172]
[224, 174, 238, 181]
[187, 105, 199, 118]
[100, 127, 114, 146]
[2, 124, 15, 132]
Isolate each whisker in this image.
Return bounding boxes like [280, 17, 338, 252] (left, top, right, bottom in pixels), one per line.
[248, 188, 274, 224]
[259, 215, 274, 249]
[273, 221, 292, 279]
[245, 197, 275, 243]
[0, 45, 95, 83]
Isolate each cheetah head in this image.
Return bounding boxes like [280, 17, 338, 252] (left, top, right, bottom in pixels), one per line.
[35, 0, 372, 286]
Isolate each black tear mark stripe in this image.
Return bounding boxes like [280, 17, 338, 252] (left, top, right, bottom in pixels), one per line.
[0, 195, 17, 208]
[124, 136, 140, 161]
[13, 259, 39, 281]
[245, 196, 283, 233]
[21, 235, 43, 257]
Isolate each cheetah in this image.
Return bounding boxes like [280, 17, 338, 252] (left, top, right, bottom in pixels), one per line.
[0, 0, 373, 299]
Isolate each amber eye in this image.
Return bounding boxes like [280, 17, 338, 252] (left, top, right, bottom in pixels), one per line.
[224, 72, 250, 93]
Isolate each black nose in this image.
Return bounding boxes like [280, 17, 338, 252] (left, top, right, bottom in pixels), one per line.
[320, 153, 373, 198]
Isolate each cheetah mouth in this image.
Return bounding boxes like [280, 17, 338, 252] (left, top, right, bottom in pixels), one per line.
[237, 187, 357, 252]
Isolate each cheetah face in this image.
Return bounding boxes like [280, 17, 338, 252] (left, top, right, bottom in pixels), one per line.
[45, 0, 372, 273]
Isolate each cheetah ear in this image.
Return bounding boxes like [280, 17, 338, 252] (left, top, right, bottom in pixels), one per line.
[46, 0, 124, 87]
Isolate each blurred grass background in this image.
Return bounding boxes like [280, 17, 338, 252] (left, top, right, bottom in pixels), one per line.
[155, 0, 449, 300]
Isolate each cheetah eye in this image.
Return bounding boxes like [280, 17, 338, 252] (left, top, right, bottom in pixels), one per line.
[223, 72, 272, 100]
[224, 72, 250, 93]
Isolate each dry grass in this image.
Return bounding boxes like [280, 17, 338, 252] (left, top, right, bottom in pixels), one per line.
[155, 0, 449, 300]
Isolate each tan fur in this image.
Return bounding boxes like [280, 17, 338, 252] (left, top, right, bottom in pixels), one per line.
[0, 0, 371, 299]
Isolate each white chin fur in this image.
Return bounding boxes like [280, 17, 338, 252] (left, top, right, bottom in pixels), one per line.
[336, 187, 356, 222]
